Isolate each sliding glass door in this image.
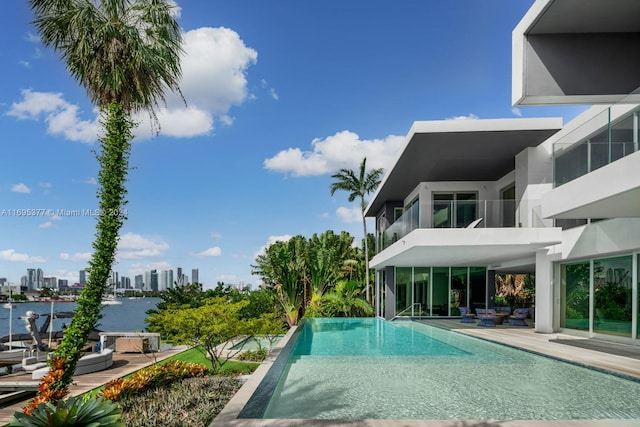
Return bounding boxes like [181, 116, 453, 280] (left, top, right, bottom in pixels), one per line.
[433, 192, 478, 228]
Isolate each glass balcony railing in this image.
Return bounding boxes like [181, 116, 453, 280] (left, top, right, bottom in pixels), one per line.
[376, 199, 543, 252]
[553, 97, 640, 187]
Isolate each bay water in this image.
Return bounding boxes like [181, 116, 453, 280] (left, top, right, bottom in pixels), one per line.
[0, 297, 161, 339]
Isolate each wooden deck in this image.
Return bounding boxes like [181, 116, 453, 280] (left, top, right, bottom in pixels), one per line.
[0, 345, 188, 424]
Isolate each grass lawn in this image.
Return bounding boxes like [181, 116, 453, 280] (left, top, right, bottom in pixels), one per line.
[160, 346, 260, 375]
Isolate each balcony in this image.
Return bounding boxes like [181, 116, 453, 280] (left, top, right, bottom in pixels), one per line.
[377, 199, 547, 252]
[544, 105, 640, 220]
[553, 106, 639, 187]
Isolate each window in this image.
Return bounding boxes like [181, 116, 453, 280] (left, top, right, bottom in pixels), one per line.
[433, 192, 478, 228]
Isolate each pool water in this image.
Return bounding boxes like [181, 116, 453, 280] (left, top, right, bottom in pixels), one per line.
[263, 318, 640, 420]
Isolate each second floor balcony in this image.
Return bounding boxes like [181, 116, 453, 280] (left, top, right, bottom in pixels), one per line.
[377, 199, 547, 252]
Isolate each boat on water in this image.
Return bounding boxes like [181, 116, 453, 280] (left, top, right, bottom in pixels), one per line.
[101, 296, 122, 305]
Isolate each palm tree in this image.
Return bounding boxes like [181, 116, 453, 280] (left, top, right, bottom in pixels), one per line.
[330, 158, 383, 303]
[28, 0, 183, 399]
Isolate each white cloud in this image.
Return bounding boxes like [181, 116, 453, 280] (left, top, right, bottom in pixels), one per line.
[210, 231, 222, 239]
[11, 183, 31, 193]
[446, 113, 479, 121]
[264, 130, 403, 177]
[117, 232, 169, 259]
[0, 249, 46, 263]
[511, 107, 522, 117]
[18, 60, 31, 68]
[254, 234, 293, 258]
[59, 252, 92, 262]
[58, 252, 91, 262]
[7, 89, 99, 143]
[134, 26, 258, 139]
[39, 221, 53, 229]
[269, 88, 279, 101]
[26, 32, 40, 43]
[336, 206, 362, 223]
[39, 182, 52, 189]
[319, 212, 329, 219]
[72, 177, 97, 185]
[194, 247, 222, 257]
[8, 26, 257, 143]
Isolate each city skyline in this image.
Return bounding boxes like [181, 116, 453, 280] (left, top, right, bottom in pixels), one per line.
[0, 266, 204, 292]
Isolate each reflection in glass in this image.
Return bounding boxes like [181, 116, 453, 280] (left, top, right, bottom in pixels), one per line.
[432, 267, 449, 316]
[560, 261, 590, 331]
[395, 267, 412, 316]
[450, 267, 467, 316]
[593, 256, 632, 337]
[413, 267, 430, 316]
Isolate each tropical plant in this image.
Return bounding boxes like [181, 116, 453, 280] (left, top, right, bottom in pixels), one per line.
[330, 157, 383, 303]
[306, 230, 354, 309]
[323, 280, 374, 317]
[252, 236, 307, 326]
[28, 0, 183, 399]
[8, 396, 123, 427]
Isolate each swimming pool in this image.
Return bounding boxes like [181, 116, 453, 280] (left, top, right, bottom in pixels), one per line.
[255, 318, 640, 420]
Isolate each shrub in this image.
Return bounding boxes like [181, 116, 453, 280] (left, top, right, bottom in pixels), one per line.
[99, 361, 208, 402]
[7, 396, 123, 427]
[237, 348, 268, 362]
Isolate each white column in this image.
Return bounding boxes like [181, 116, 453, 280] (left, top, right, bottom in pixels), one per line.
[535, 247, 561, 333]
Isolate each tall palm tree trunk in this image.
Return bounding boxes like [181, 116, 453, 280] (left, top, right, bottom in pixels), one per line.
[361, 205, 371, 304]
[44, 104, 132, 397]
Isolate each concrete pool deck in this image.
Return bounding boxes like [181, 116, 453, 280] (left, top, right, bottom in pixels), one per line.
[212, 319, 640, 427]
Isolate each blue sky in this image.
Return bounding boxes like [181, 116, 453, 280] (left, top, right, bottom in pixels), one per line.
[0, 1, 587, 288]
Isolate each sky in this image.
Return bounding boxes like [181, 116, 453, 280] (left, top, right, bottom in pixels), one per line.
[0, 0, 587, 289]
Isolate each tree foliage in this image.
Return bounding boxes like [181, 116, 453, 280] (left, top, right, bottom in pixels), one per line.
[330, 158, 383, 303]
[251, 230, 372, 324]
[147, 297, 255, 373]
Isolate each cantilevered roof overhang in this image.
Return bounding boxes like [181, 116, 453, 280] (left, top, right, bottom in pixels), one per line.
[365, 118, 562, 216]
[513, 0, 640, 105]
[369, 228, 562, 269]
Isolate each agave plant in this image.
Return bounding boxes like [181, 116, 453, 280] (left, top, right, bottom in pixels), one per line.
[8, 396, 123, 427]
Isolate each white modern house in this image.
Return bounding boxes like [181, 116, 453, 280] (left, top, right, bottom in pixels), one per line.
[366, 0, 640, 345]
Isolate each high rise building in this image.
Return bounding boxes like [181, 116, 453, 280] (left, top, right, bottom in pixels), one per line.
[192, 268, 199, 284]
[176, 267, 184, 286]
[167, 269, 174, 289]
[79, 270, 87, 284]
[27, 269, 36, 290]
[135, 274, 144, 290]
[150, 270, 158, 293]
[144, 271, 151, 291]
[120, 276, 131, 289]
[36, 268, 44, 289]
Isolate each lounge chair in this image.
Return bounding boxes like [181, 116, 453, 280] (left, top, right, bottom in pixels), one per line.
[476, 308, 497, 327]
[509, 308, 529, 326]
[459, 307, 475, 323]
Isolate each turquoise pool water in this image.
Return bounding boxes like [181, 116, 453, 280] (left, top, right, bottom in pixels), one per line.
[262, 318, 640, 420]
